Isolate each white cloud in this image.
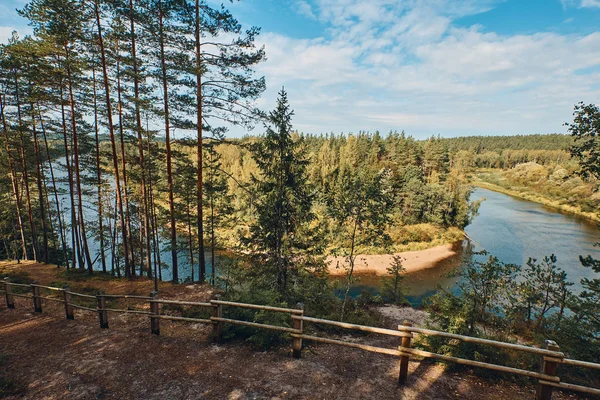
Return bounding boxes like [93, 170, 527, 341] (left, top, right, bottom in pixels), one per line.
[581, 0, 600, 7]
[0, 25, 32, 44]
[561, 0, 600, 8]
[293, 0, 317, 20]
[246, 0, 600, 138]
[0, 27, 19, 43]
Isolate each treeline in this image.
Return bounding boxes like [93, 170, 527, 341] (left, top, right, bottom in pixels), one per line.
[0, 0, 266, 283]
[440, 133, 573, 169]
[442, 133, 573, 151]
[216, 131, 477, 233]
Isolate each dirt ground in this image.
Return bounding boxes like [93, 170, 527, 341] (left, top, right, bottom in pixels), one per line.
[0, 262, 586, 400]
[327, 244, 457, 276]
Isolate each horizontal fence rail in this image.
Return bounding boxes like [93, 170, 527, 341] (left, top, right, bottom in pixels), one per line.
[397, 324, 565, 358]
[2, 277, 599, 399]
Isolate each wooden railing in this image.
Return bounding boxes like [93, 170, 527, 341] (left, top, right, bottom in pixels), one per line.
[1, 277, 599, 400]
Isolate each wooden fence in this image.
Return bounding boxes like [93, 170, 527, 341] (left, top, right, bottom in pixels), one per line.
[1, 277, 599, 400]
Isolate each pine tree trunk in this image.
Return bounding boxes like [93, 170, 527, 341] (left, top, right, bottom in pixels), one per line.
[146, 151, 162, 281]
[13, 75, 38, 261]
[37, 105, 69, 268]
[341, 213, 360, 321]
[58, 83, 77, 270]
[158, 1, 178, 283]
[0, 94, 27, 260]
[92, 67, 107, 273]
[108, 197, 116, 275]
[94, 0, 131, 277]
[65, 48, 94, 274]
[187, 201, 195, 282]
[211, 195, 216, 286]
[30, 103, 49, 264]
[115, 37, 136, 276]
[195, 0, 205, 283]
[129, 0, 153, 279]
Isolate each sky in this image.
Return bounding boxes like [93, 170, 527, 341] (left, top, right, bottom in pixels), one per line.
[1, 0, 600, 139]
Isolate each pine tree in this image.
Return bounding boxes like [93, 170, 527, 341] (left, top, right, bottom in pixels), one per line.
[246, 89, 314, 294]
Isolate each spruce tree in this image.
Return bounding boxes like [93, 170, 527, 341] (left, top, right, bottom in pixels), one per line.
[246, 89, 314, 294]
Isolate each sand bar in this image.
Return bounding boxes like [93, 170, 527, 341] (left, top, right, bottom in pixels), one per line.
[327, 243, 458, 276]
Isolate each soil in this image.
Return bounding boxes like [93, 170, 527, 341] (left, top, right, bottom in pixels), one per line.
[0, 261, 585, 400]
[327, 244, 457, 276]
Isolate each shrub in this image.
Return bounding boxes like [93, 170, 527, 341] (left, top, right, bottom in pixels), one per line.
[222, 289, 293, 350]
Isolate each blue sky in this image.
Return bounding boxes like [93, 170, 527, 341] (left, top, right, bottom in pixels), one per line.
[2, 0, 600, 138]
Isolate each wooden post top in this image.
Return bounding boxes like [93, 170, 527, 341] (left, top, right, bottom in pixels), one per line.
[544, 340, 560, 352]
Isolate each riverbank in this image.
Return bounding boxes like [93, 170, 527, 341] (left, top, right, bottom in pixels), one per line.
[472, 174, 600, 223]
[326, 243, 459, 276]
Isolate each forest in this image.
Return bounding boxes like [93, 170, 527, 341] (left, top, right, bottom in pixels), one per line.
[0, 0, 480, 286]
[438, 132, 599, 215]
[0, 0, 599, 374]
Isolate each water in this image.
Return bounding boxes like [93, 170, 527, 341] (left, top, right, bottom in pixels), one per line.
[336, 187, 600, 306]
[49, 158, 213, 282]
[466, 188, 600, 289]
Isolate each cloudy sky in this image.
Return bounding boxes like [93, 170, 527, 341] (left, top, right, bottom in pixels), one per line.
[2, 0, 600, 138]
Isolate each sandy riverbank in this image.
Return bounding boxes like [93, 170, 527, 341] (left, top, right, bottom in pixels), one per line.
[327, 243, 458, 276]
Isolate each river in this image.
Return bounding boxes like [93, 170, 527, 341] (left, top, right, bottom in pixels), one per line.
[52, 161, 600, 302]
[337, 187, 600, 305]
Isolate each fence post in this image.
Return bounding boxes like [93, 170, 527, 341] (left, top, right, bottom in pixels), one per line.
[4, 278, 14, 309]
[536, 340, 561, 400]
[97, 293, 108, 329]
[150, 291, 160, 335]
[211, 295, 222, 344]
[63, 285, 74, 320]
[292, 302, 304, 359]
[398, 320, 413, 385]
[32, 282, 42, 313]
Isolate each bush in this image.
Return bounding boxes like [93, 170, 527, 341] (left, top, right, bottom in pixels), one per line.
[222, 289, 293, 350]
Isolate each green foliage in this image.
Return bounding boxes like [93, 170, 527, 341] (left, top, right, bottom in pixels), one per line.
[326, 168, 394, 319]
[381, 255, 406, 304]
[507, 255, 573, 332]
[575, 245, 600, 337]
[0, 270, 32, 285]
[566, 102, 600, 181]
[458, 252, 520, 334]
[475, 163, 600, 214]
[441, 133, 573, 168]
[244, 89, 323, 295]
[424, 249, 600, 386]
[221, 288, 293, 350]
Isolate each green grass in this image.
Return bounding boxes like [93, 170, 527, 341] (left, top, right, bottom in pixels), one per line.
[57, 268, 114, 282]
[0, 270, 32, 285]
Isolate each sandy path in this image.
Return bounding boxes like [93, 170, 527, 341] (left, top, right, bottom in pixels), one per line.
[327, 244, 458, 276]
